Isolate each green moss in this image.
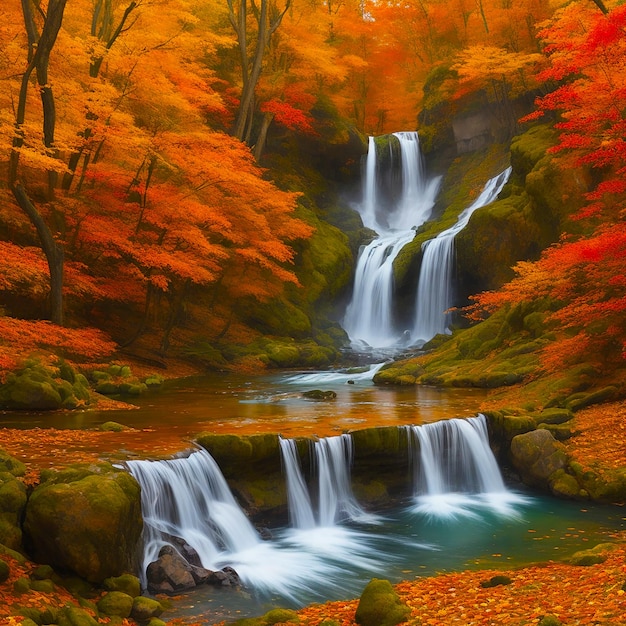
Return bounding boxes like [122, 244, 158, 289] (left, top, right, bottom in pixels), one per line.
[0, 558, 9, 583]
[131, 596, 164, 621]
[104, 574, 141, 598]
[569, 543, 618, 566]
[97, 591, 134, 617]
[99, 421, 130, 432]
[56, 606, 99, 626]
[355, 578, 410, 626]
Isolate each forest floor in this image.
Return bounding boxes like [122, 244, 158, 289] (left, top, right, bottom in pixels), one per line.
[2, 385, 626, 625]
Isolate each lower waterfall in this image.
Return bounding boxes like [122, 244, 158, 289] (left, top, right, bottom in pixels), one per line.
[127, 416, 527, 605]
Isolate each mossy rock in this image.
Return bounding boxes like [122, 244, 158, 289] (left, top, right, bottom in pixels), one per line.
[0, 450, 27, 477]
[579, 467, 626, 503]
[196, 433, 281, 478]
[24, 470, 143, 582]
[569, 543, 618, 566]
[0, 558, 9, 583]
[0, 359, 90, 410]
[538, 615, 562, 626]
[0, 470, 28, 549]
[510, 429, 569, 490]
[537, 423, 574, 441]
[14, 576, 30, 593]
[15, 619, 38, 626]
[355, 578, 410, 626]
[97, 591, 134, 617]
[131, 596, 164, 621]
[12, 607, 42, 625]
[99, 421, 130, 432]
[536, 408, 574, 425]
[30, 578, 56, 593]
[549, 469, 584, 499]
[485, 411, 536, 443]
[567, 386, 619, 412]
[479, 574, 512, 588]
[104, 573, 141, 598]
[302, 389, 337, 401]
[56, 606, 99, 626]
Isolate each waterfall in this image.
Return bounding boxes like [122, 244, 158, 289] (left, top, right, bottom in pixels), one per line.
[411, 167, 512, 345]
[279, 437, 316, 530]
[407, 414, 523, 518]
[126, 448, 261, 586]
[315, 434, 370, 525]
[279, 434, 375, 528]
[343, 132, 440, 349]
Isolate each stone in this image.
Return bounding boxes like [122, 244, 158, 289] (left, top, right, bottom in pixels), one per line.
[302, 389, 337, 401]
[146, 547, 196, 593]
[131, 596, 164, 621]
[0, 559, 9, 583]
[23, 470, 142, 583]
[103, 573, 141, 598]
[355, 579, 410, 626]
[96, 591, 134, 618]
[510, 429, 569, 490]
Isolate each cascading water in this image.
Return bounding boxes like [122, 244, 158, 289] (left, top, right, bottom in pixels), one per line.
[278, 437, 316, 530]
[314, 434, 371, 525]
[343, 132, 440, 349]
[279, 434, 374, 528]
[411, 167, 512, 345]
[407, 413, 525, 518]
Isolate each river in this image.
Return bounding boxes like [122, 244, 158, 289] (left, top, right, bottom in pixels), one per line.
[1, 368, 624, 624]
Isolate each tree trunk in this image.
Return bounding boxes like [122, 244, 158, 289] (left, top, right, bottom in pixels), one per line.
[8, 0, 68, 325]
[253, 111, 274, 161]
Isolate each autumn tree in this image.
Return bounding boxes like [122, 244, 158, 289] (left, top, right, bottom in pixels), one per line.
[226, 0, 291, 142]
[8, 0, 69, 325]
[470, 1, 626, 370]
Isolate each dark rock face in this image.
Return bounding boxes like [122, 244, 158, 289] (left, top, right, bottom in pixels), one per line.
[146, 545, 240, 595]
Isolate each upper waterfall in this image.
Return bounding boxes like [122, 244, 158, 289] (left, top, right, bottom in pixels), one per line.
[411, 167, 512, 345]
[343, 132, 440, 350]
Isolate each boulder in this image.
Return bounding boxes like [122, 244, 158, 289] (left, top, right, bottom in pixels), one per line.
[146, 546, 240, 594]
[97, 591, 134, 618]
[509, 429, 569, 490]
[0, 470, 28, 550]
[355, 579, 410, 626]
[131, 596, 164, 621]
[23, 469, 142, 583]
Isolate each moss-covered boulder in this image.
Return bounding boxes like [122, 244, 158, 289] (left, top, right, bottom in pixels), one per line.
[97, 591, 134, 617]
[509, 429, 570, 491]
[355, 578, 410, 626]
[23, 468, 142, 582]
[0, 558, 9, 582]
[103, 573, 141, 598]
[0, 358, 91, 410]
[0, 466, 28, 550]
[56, 606, 99, 626]
[131, 596, 164, 621]
[568, 543, 618, 566]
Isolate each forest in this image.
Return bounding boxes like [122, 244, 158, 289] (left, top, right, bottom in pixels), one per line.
[0, 0, 625, 386]
[1, 0, 626, 625]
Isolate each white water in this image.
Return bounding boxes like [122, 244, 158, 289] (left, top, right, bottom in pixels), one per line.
[412, 167, 512, 345]
[343, 132, 440, 349]
[278, 437, 316, 530]
[407, 413, 526, 518]
[127, 448, 380, 601]
[281, 362, 385, 385]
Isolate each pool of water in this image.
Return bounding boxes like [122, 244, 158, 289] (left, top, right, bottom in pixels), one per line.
[166, 493, 625, 623]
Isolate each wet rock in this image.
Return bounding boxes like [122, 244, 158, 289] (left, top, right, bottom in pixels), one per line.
[146, 546, 240, 594]
[302, 389, 337, 401]
[131, 596, 164, 621]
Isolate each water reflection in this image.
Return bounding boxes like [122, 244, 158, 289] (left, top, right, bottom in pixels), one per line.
[0, 369, 491, 439]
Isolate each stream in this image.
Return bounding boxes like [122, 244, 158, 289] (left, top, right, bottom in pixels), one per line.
[1, 368, 625, 624]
